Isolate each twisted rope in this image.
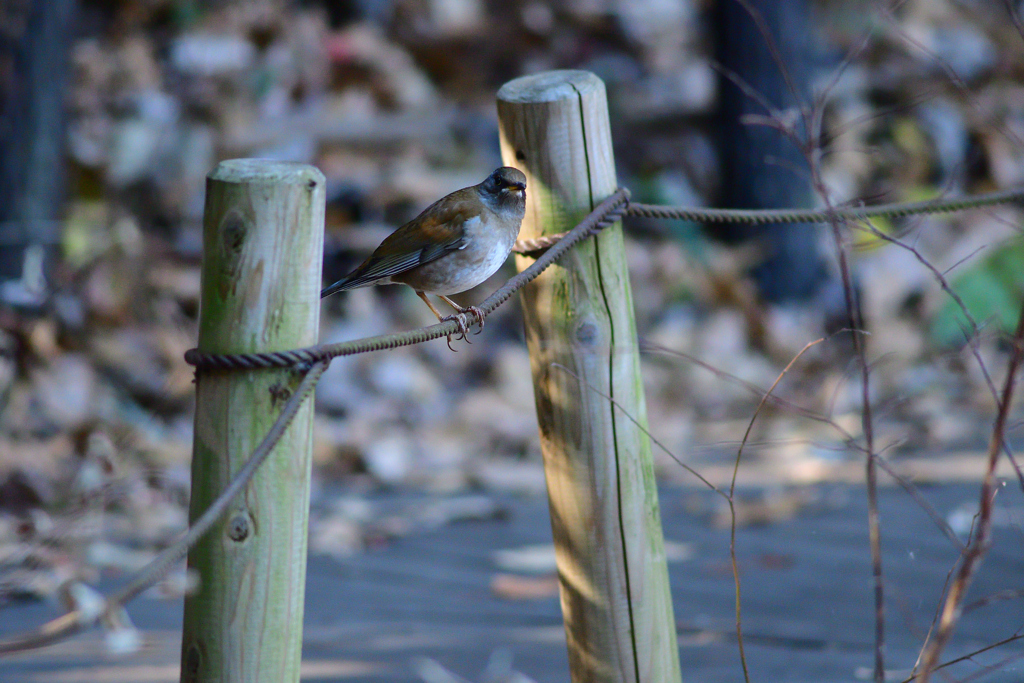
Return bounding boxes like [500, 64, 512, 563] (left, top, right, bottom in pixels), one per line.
[6, 182, 1024, 658]
[185, 188, 630, 371]
[514, 233, 566, 253]
[508, 186, 1024, 251]
[627, 186, 1024, 223]
[0, 361, 328, 654]
[186, 184, 1024, 372]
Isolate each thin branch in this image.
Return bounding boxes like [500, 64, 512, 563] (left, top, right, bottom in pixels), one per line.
[805, 97, 888, 683]
[549, 363, 725, 498]
[901, 633, 1024, 683]
[914, 300, 1024, 682]
[963, 588, 1024, 615]
[855, 220, 1024, 492]
[643, 340, 963, 549]
[871, 456, 963, 550]
[641, 340, 859, 439]
[952, 647, 1024, 683]
[731, 0, 806, 135]
[729, 338, 825, 683]
[878, 6, 1024, 151]
[730, 338, 825, 496]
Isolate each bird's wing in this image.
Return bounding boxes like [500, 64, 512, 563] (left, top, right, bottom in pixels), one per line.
[321, 192, 476, 295]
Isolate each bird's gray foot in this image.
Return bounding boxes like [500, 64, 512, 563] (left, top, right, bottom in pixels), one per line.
[462, 306, 485, 335]
[440, 312, 471, 351]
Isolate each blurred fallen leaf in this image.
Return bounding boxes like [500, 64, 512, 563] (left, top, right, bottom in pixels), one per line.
[490, 573, 559, 600]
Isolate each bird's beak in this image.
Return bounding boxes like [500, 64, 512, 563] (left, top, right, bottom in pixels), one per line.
[504, 184, 526, 197]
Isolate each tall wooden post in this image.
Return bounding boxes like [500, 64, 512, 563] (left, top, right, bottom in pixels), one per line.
[497, 71, 681, 683]
[181, 160, 325, 682]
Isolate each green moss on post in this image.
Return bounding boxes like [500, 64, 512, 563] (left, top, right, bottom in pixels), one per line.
[497, 71, 681, 683]
[180, 160, 325, 683]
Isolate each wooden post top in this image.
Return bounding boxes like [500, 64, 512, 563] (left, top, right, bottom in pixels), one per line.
[209, 159, 325, 186]
[497, 70, 604, 103]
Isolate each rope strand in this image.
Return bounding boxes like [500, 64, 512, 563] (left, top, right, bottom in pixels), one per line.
[5, 182, 1022, 657]
[187, 184, 1024, 372]
[507, 185, 1024, 254]
[626, 186, 1024, 224]
[186, 189, 630, 371]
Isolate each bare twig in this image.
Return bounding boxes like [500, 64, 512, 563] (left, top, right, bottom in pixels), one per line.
[641, 340, 859, 439]
[550, 364, 725, 497]
[826, 168, 888, 683]
[559, 337, 825, 683]
[878, 6, 1024, 151]
[856, 220, 1024, 491]
[643, 340, 964, 549]
[0, 191, 635, 658]
[1007, 0, 1024, 43]
[950, 648, 1024, 683]
[901, 633, 1024, 683]
[870, 456, 963, 550]
[732, 0, 806, 134]
[728, 338, 825, 683]
[914, 301, 1024, 682]
[747, 19, 892, 675]
[963, 588, 1024, 615]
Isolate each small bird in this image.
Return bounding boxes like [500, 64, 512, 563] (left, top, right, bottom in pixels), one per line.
[322, 167, 527, 349]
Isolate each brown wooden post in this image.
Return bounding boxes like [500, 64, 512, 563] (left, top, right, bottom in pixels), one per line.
[180, 160, 325, 682]
[497, 71, 682, 683]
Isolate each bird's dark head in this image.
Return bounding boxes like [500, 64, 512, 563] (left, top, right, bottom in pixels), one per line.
[479, 166, 527, 212]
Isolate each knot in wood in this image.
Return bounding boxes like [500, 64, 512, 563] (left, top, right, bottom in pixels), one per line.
[574, 320, 601, 347]
[220, 213, 247, 254]
[227, 513, 251, 542]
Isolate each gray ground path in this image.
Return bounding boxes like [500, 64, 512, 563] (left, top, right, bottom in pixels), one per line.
[2, 482, 1023, 682]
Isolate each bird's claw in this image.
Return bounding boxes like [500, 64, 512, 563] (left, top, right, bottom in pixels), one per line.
[439, 307, 485, 351]
[440, 312, 471, 351]
[464, 306, 485, 335]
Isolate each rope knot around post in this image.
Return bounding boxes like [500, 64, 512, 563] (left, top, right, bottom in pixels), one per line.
[6, 86, 1024, 665]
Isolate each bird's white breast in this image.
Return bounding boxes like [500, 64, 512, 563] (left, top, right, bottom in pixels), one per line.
[410, 214, 517, 295]
[442, 215, 515, 294]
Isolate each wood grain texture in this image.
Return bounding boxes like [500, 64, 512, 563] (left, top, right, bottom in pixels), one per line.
[181, 159, 325, 683]
[497, 71, 682, 683]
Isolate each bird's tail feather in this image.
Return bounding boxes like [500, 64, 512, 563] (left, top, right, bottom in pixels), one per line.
[320, 279, 348, 299]
[320, 273, 384, 298]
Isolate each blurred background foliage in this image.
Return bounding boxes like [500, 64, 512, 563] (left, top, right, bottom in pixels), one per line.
[1, 0, 1023, 602]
